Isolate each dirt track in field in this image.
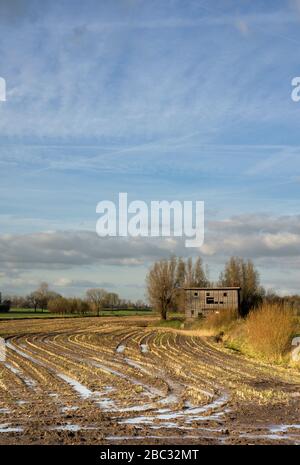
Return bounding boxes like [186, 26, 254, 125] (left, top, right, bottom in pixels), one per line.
[0, 316, 299, 445]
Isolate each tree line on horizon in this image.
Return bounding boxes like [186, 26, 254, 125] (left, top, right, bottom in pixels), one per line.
[3, 256, 300, 318]
[4, 283, 149, 315]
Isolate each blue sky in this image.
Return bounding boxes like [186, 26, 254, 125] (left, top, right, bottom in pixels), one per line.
[0, 0, 300, 299]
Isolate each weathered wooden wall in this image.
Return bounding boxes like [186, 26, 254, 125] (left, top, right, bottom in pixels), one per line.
[185, 288, 239, 318]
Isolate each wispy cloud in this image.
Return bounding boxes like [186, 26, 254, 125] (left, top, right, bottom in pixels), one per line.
[0, 1, 299, 142]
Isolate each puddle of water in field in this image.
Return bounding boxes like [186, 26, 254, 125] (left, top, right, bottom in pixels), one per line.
[158, 393, 178, 405]
[0, 408, 11, 414]
[57, 373, 92, 399]
[239, 432, 300, 444]
[23, 378, 36, 388]
[119, 393, 228, 428]
[104, 386, 115, 392]
[116, 345, 126, 353]
[4, 363, 21, 375]
[181, 394, 228, 418]
[53, 424, 82, 432]
[50, 424, 97, 432]
[269, 424, 300, 433]
[6, 342, 43, 366]
[61, 406, 79, 413]
[150, 423, 190, 430]
[0, 423, 23, 433]
[5, 362, 37, 389]
[96, 398, 116, 410]
[120, 416, 159, 425]
[56, 371, 118, 411]
[153, 409, 225, 422]
[106, 434, 206, 441]
[239, 424, 300, 444]
[124, 358, 152, 375]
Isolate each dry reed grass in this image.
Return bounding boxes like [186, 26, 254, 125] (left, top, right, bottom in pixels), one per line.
[244, 303, 297, 361]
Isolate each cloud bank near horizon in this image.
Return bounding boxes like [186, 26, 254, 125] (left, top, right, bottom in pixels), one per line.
[1, 213, 300, 296]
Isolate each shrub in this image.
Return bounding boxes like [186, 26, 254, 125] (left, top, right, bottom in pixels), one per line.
[48, 297, 69, 314]
[203, 308, 239, 331]
[244, 303, 297, 361]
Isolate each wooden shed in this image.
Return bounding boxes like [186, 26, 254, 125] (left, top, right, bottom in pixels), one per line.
[184, 287, 240, 318]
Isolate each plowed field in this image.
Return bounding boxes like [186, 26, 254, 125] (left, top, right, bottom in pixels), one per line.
[0, 316, 299, 444]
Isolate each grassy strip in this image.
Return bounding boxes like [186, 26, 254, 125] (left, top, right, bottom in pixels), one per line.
[153, 318, 184, 329]
[0, 307, 153, 320]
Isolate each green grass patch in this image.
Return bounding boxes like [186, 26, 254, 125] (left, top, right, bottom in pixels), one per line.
[0, 307, 153, 320]
[224, 340, 242, 353]
[153, 318, 184, 329]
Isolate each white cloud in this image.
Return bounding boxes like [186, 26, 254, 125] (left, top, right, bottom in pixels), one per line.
[0, 230, 185, 270]
[53, 277, 115, 289]
[203, 214, 300, 260]
[0, 213, 300, 271]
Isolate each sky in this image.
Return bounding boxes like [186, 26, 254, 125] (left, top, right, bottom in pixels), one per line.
[0, 0, 300, 299]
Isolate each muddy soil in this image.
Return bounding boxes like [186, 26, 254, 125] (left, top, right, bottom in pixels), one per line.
[0, 316, 299, 445]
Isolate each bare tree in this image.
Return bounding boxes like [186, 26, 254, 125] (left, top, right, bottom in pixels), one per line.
[185, 257, 194, 287]
[78, 299, 90, 315]
[48, 297, 90, 315]
[219, 257, 264, 316]
[86, 288, 108, 316]
[27, 283, 60, 312]
[146, 257, 179, 320]
[175, 257, 186, 287]
[27, 291, 40, 312]
[190, 257, 209, 287]
[106, 292, 120, 308]
[48, 297, 69, 314]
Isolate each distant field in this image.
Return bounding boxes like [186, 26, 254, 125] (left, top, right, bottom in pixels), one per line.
[0, 307, 153, 320]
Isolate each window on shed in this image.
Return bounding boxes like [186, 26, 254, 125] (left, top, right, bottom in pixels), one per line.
[194, 292, 199, 297]
[206, 292, 210, 296]
[206, 297, 214, 304]
[224, 292, 227, 297]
